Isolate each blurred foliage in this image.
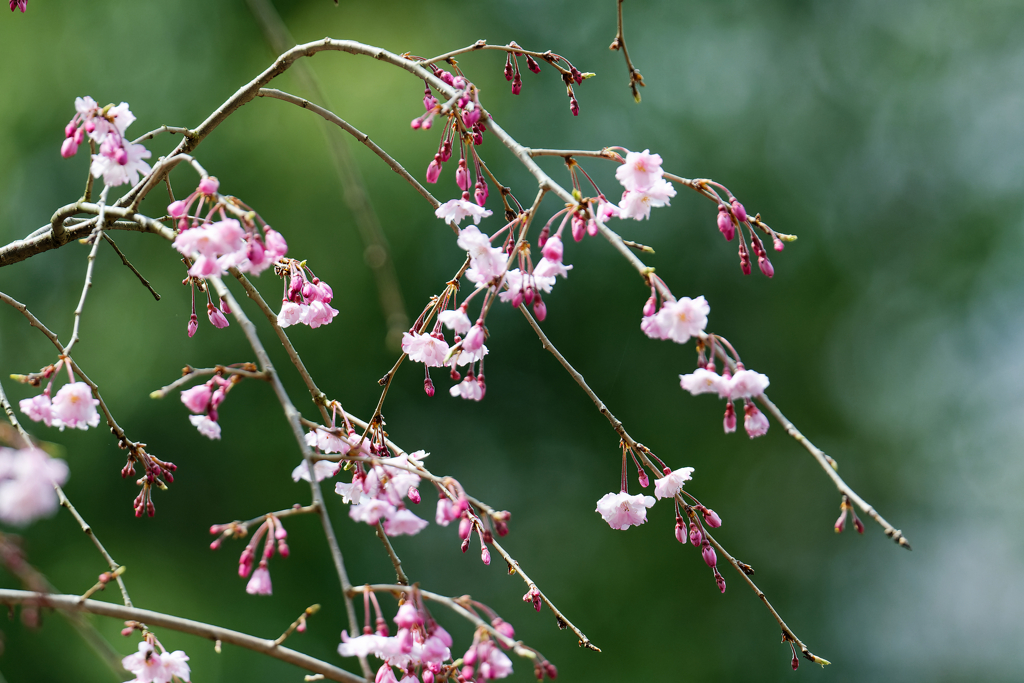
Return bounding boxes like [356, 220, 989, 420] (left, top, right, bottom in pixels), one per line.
[1, 1, 1023, 681]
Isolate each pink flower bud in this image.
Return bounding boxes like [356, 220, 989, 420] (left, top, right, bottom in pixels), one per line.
[773, 237, 784, 251]
[689, 522, 702, 547]
[834, 507, 847, 533]
[512, 73, 522, 95]
[463, 646, 478, 666]
[456, 159, 470, 191]
[715, 569, 727, 594]
[544, 662, 558, 679]
[492, 618, 514, 640]
[738, 240, 751, 275]
[730, 198, 747, 223]
[395, 603, 423, 629]
[570, 67, 583, 85]
[410, 118, 422, 130]
[207, 303, 230, 329]
[209, 538, 222, 550]
[121, 626, 135, 637]
[439, 142, 453, 164]
[474, 178, 488, 206]
[187, 314, 198, 338]
[504, 57, 514, 81]
[168, 200, 188, 218]
[423, 377, 435, 397]
[463, 324, 485, 352]
[717, 206, 734, 241]
[637, 468, 649, 488]
[60, 137, 79, 158]
[586, 218, 598, 236]
[571, 218, 585, 242]
[675, 517, 686, 544]
[408, 486, 421, 503]
[278, 541, 290, 557]
[64, 122, 77, 138]
[459, 516, 472, 540]
[114, 147, 128, 165]
[198, 176, 220, 195]
[792, 653, 800, 670]
[481, 547, 491, 565]
[642, 296, 657, 317]
[74, 127, 85, 144]
[853, 514, 864, 534]
[424, 95, 437, 111]
[758, 255, 774, 278]
[532, 296, 546, 322]
[723, 402, 736, 433]
[702, 542, 717, 568]
[495, 521, 509, 536]
[452, 75, 467, 89]
[702, 507, 722, 528]
[422, 671, 434, 683]
[426, 156, 442, 184]
[526, 55, 541, 73]
[569, 97, 579, 116]
[523, 287, 535, 306]
[541, 235, 563, 262]
[743, 404, 769, 438]
[462, 105, 481, 128]
[511, 291, 523, 308]
[85, 120, 95, 133]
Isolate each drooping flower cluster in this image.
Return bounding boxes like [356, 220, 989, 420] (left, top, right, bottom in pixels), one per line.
[19, 362, 101, 433]
[179, 374, 240, 440]
[121, 639, 190, 683]
[61, 97, 152, 187]
[613, 149, 677, 220]
[235, 514, 289, 596]
[0, 447, 69, 526]
[276, 259, 339, 329]
[170, 178, 288, 280]
[679, 363, 771, 438]
[334, 449, 430, 537]
[10, 0, 27, 12]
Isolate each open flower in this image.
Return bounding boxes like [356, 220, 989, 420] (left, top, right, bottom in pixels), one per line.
[615, 149, 665, 191]
[50, 382, 100, 430]
[436, 197, 493, 226]
[595, 491, 656, 530]
[0, 447, 69, 526]
[654, 467, 694, 500]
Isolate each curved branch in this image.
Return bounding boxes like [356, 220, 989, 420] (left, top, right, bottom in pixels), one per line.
[0, 590, 365, 683]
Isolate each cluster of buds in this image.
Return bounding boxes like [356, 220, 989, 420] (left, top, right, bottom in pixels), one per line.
[180, 372, 245, 440]
[502, 43, 542, 96]
[679, 357, 771, 438]
[834, 495, 864, 534]
[17, 360, 100, 432]
[60, 96, 152, 187]
[276, 258, 339, 329]
[224, 514, 289, 596]
[125, 446, 177, 518]
[714, 192, 782, 277]
[676, 502, 727, 593]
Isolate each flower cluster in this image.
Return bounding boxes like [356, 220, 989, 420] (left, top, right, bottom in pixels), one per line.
[0, 447, 69, 526]
[122, 640, 190, 683]
[180, 374, 240, 440]
[276, 259, 338, 329]
[10, 1, 27, 12]
[237, 514, 289, 596]
[61, 97, 152, 187]
[679, 363, 770, 438]
[334, 449, 430, 537]
[339, 599, 454, 683]
[20, 364, 101, 432]
[612, 149, 677, 221]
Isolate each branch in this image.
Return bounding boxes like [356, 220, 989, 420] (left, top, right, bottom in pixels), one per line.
[609, 0, 645, 102]
[102, 233, 161, 301]
[149, 364, 267, 399]
[0, 590, 365, 683]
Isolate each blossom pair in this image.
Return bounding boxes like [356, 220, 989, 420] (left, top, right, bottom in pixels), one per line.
[595, 466, 693, 530]
[61, 97, 152, 187]
[679, 365, 771, 437]
[20, 381, 100, 432]
[180, 375, 233, 440]
[614, 149, 677, 221]
[276, 261, 339, 330]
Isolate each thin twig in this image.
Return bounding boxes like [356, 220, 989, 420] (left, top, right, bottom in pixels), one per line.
[131, 125, 193, 145]
[374, 521, 409, 586]
[609, 0, 645, 102]
[102, 233, 161, 300]
[65, 187, 110, 357]
[418, 40, 573, 76]
[149, 365, 267, 399]
[0, 590, 364, 683]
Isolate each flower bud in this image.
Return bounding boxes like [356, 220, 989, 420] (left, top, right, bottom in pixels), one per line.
[198, 176, 220, 195]
[834, 507, 847, 533]
[64, 122, 76, 138]
[571, 217, 585, 242]
[702, 542, 717, 568]
[492, 618, 515, 640]
[408, 486, 421, 503]
[423, 377, 435, 397]
[512, 72, 522, 95]
[114, 146, 128, 165]
[569, 97, 579, 116]
[730, 198, 747, 223]
[717, 205, 734, 241]
[453, 75, 467, 89]
[480, 547, 491, 565]
[702, 507, 722, 528]
[207, 303, 230, 329]
[715, 568, 726, 594]
[543, 662, 558, 679]
[532, 296, 547, 322]
[474, 178, 488, 206]
[541, 235, 563, 262]
[674, 517, 686, 544]
[738, 240, 751, 275]
[688, 522, 702, 547]
[743, 403, 769, 438]
[853, 514, 864, 534]
[637, 468, 649, 488]
[187, 314, 198, 338]
[723, 402, 736, 433]
[456, 159, 470, 191]
[773, 237, 785, 251]
[438, 140, 453, 162]
[168, 200, 188, 218]
[643, 296, 657, 317]
[495, 521, 509, 536]
[426, 156, 442, 184]
[523, 286, 535, 306]
[791, 653, 800, 670]
[458, 516, 472, 540]
[570, 67, 583, 85]
[60, 137, 79, 158]
[758, 255, 774, 278]
[526, 55, 541, 73]
[463, 323, 485, 352]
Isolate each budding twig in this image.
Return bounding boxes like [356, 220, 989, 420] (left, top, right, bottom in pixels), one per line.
[610, 0, 646, 102]
[149, 364, 267, 399]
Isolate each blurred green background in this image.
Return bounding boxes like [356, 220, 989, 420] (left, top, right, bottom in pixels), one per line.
[1, 1, 1022, 681]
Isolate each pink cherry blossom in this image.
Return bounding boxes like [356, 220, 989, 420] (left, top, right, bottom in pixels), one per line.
[617, 179, 677, 221]
[0, 447, 69, 526]
[19, 392, 55, 427]
[435, 198, 493, 226]
[122, 641, 191, 683]
[679, 368, 724, 396]
[652, 296, 709, 344]
[335, 480, 364, 504]
[384, 508, 429, 536]
[50, 382, 100, 430]
[245, 564, 273, 595]
[304, 428, 350, 454]
[744, 404, 770, 438]
[277, 300, 309, 327]
[615, 149, 665, 191]
[402, 332, 450, 367]
[533, 256, 572, 283]
[457, 226, 506, 281]
[349, 499, 396, 525]
[90, 140, 152, 187]
[438, 308, 472, 335]
[462, 324, 485, 353]
[291, 460, 340, 482]
[10, 1, 27, 12]
[305, 300, 339, 329]
[654, 467, 694, 500]
[338, 632, 393, 659]
[722, 368, 770, 400]
[189, 414, 221, 440]
[180, 384, 212, 414]
[449, 375, 484, 400]
[595, 491, 656, 530]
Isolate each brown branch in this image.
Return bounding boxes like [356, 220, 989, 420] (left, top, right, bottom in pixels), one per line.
[0, 590, 365, 683]
[149, 365, 268, 399]
[609, 0, 645, 102]
[130, 125, 193, 145]
[374, 521, 409, 586]
[418, 40, 573, 76]
[102, 233, 161, 300]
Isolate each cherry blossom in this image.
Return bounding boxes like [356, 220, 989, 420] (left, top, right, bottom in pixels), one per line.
[19, 392, 55, 427]
[291, 460, 340, 482]
[654, 466, 694, 500]
[723, 368, 770, 400]
[680, 368, 724, 396]
[595, 491, 656, 530]
[743, 404, 770, 438]
[180, 384, 212, 414]
[277, 301, 308, 327]
[90, 140, 152, 187]
[189, 414, 221, 440]
[0, 447, 69, 526]
[457, 226, 506, 282]
[350, 499, 396, 525]
[335, 480, 364, 504]
[615, 149, 665, 192]
[436, 197, 493, 226]
[642, 296, 709, 344]
[384, 508, 429, 536]
[304, 427, 352, 454]
[50, 381, 100, 431]
[402, 332, 450, 367]
[438, 308, 472, 335]
[449, 373, 485, 400]
[122, 641, 191, 683]
[245, 564, 273, 595]
[617, 179, 676, 221]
